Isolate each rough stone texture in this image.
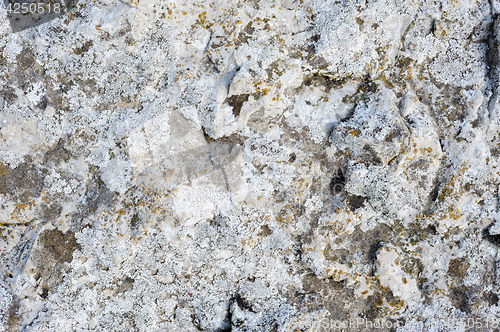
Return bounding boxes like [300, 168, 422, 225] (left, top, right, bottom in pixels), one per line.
[1, 0, 500, 331]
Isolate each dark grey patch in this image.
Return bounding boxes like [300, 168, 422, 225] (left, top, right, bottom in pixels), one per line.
[40, 286, 49, 299]
[73, 40, 93, 56]
[14, 47, 44, 90]
[446, 107, 465, 122]
[384, 129, 402, 143]
[75, 78, 97, 93]
[302, 73, 349, 93]
[290, 203, 305, 217]
[305, 34, 320, 58]
[209, 214, 230, 228]
[130, 213, 140, 229]
[426, 164, 448, 212]
[39, 203, 62, 222]
[5, 296, 21, 331]
[449, 286, 470, 313]
[361, 144, 383, 165]
[257, 224, 272, 237]
[36, 96, 48, 110]
[329, 169, 345, 194]
[116, 277, 134, 294]
[448, 257, 469, 278]
[428, 178, 440, 204]
[226, 94, 250, 117]
[362, 297, 381, 320]
[368, 241, 383, 264]
[324, 246, 350, 263]
[236, 22, 254, 45]
[5, 0, 79, 33]
[486, 13, 500, 123]
[407, 158, 429, 171]
[482, 223, 500, 246]
[347, 194, 367, 212]
[426, 224, 437, 235]
[0, 47, 6, 66]
[234, 293, 253, 312]
[300, 273, 365, 325]
[31, 229, 81, 297]
[71, 166, 118, 229]
[484, 291, 499, 305]
[38, 229, 81, 264]
[308, 55, 328, 69]
[0, 86, 17, 104]
[0, 161, 45, 198]
[43, 139, 72, 167]
[339, 223, 393, 265]
[16, 47, 35, 70]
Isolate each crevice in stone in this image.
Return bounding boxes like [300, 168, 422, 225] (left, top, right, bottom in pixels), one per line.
[329, 168, 345, 194]
[486, 1, 499, 121]
[425, 163, 448, 214]
[226, 93, 249, 117]
[483, 222, 500, 246]
[1, 225, 42, 286]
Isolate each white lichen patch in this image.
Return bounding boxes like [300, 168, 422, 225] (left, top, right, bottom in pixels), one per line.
[1, 0, 500, 330]
[376, 244, 421, 302]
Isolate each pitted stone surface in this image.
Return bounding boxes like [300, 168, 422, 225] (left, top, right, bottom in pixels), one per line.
[1, 0, 500, 331]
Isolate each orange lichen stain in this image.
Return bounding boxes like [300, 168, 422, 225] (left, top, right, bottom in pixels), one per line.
[349, 129, 361, 137]
[115, 209, 126, 216]
[449, 206, 461, 220]
[11, 203, 31, 215]
[421, 147, 432, 153]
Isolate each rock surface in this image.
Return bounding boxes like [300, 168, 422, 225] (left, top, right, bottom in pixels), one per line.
[1, 0, 500, 331]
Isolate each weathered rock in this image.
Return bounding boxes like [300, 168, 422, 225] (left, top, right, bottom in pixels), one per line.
[1, 0, 500, 331]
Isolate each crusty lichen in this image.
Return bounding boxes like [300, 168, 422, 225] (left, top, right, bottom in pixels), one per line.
[1, 0, 500, 330]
